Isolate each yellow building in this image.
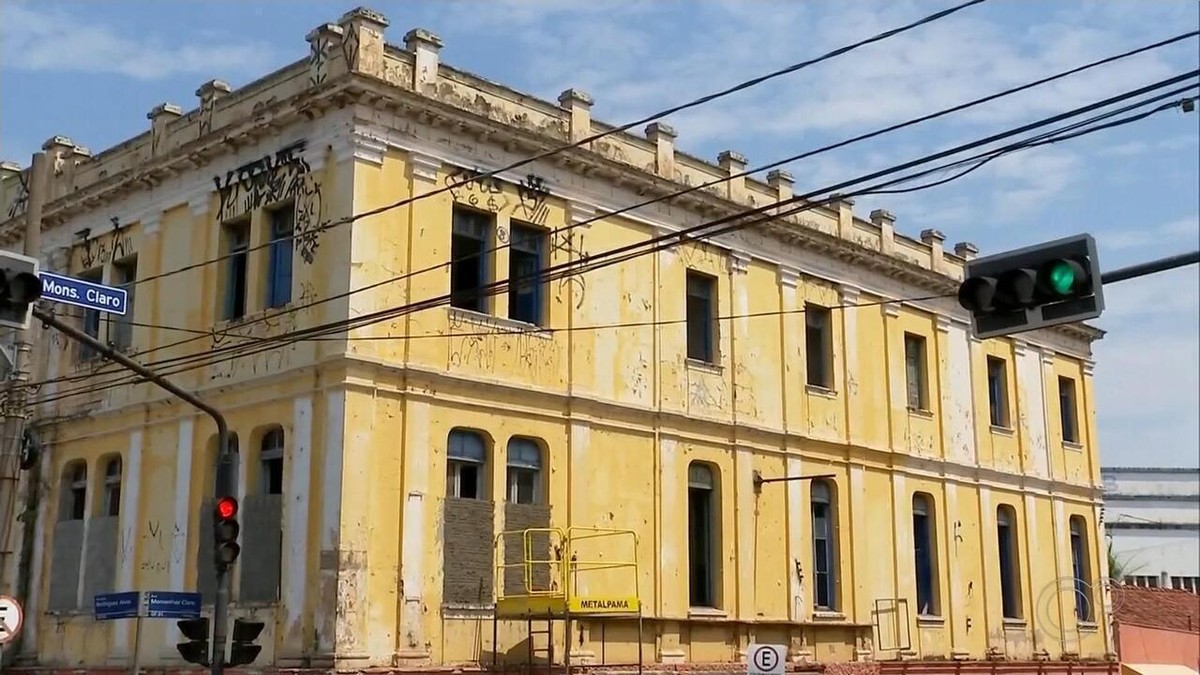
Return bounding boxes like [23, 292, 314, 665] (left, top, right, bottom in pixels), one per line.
[0, 7, 1117, 674]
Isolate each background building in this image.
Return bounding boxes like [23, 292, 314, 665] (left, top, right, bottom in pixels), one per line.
[0, 6, 1114, 673]
[1103, 467, 1200, 593]
[1112, 584, 1200, 674]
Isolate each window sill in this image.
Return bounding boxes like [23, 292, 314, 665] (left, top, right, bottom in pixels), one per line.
[442, 602, 496, 618]
[917, 614, 946, 626]
[1064, 441, 1084, 452]
[907, 407, 934, 419]
[811, 610, 846, 621]
[1077, 621, 1099, 633]
[990, 425, 1015, 437]
[688, 607, 727, 619]
[685, 358, 723, 375]
[805, 384, 838, 398]
[1002, 618, 1028, 629]
[448, 307, 552, 339]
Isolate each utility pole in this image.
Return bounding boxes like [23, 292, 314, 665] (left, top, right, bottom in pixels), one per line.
[27, 307, 235, 675]
[0, 151, 47, 645]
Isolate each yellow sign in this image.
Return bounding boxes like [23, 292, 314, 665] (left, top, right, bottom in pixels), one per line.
[568, 596, 640, 613]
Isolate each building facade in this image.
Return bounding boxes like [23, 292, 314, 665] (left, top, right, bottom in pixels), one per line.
[1103, 467, 1200, 593]
[0, 7, 1115, 673]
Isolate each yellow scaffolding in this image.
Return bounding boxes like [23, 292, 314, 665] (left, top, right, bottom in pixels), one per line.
[492, 526, 644, 674]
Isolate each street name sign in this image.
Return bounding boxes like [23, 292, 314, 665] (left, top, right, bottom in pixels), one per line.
[39, 271, 128, 316]
[94, 591, 140, 621]
[145, 591, 201, 619]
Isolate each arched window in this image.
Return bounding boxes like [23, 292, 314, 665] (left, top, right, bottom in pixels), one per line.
[260, 427, 285, 495]
[61, 461, 88, 521]
[997, 504, 1023, 619]
[506, 437, 542, 504]
[1069, 516, 1093, 622]
[811, 479, 838, 611]
[103, 456, 123, 517]
[447, 429, 487, 500]
[912, 493, 940, 616]
[688, 462, 719, 608]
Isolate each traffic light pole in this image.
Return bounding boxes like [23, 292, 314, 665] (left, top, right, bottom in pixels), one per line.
[1100, 250, 1200, 285]
[28, 306, 234, 675]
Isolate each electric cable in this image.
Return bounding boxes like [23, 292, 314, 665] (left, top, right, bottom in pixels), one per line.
[121, 0, 989, 292]
[96, 28, 1200, 354]
[32, 35, 1200, 390]
[30, 77, 1197, 406]
[30, 73, 1199, 402]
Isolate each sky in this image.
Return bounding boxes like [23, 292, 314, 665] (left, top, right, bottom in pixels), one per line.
[1, 0, 1197, 468]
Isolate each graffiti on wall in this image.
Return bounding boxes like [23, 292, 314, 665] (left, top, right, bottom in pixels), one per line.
[78, 217, 135, 270]
[6, 170, 28, 219]
[212, 139, 324, 264]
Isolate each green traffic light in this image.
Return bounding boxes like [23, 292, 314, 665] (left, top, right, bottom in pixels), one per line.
[1045, 260, 1077, 295]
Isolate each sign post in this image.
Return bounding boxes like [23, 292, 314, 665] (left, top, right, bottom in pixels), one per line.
[747, 643, 786, 675]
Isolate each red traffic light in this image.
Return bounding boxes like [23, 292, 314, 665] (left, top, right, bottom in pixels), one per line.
[216, 496, 238, 520]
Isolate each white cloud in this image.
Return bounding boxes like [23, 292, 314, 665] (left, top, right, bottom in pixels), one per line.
[0, 1, 276, 80]
[1097, 215, 1200, 252]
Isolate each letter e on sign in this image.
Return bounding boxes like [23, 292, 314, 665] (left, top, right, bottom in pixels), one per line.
[0, 594, 24, 644]
[747, 643, 786, 675]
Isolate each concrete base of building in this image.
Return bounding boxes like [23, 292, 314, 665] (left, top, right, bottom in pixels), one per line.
[3, 659, 1121, 675]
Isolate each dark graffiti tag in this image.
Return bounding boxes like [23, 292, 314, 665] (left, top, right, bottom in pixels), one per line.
[79, 217, 135, 269]
[517, 174, 550, 225]
[6, 170, 29, 219]
[444, 166, 509, 213]
[212, 139, 324, 264]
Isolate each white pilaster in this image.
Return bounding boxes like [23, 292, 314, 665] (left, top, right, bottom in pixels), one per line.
[786, 455, 804, 620]
[940, 316, 977, 464]
[1015, 341, 1049, 478]
[112, 429, 143, 655]
[316, 389, 346, 654]
[162, 417, 194, 655]
[282, 395, 313, 648]
[735, 447, 755, 618]
[658, 435, 680, 615]
[840, 285, 861, 444]
[399, 399, 430, 654]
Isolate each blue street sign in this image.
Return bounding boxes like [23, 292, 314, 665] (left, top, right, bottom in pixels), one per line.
[94, 591, 140, 621]
[144, 591, 201, 619]
[39, 271, 128, 316]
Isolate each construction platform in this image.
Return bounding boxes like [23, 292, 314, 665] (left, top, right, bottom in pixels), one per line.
[492, 526, 644, 672]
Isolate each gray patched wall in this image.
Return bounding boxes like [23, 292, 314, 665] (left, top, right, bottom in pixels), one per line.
[442, 498, 495, 605]
[240, 494, 283, 604]
[48, 520, 84, 611]
[81, 516, 118, 604]
[502, 503, 552, 596]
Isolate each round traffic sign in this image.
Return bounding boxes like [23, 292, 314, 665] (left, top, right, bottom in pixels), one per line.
[752, 644, 780, 673]
[0, 594, 24, 644]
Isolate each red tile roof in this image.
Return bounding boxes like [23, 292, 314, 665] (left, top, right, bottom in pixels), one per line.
[1115, 584, 1200, 633]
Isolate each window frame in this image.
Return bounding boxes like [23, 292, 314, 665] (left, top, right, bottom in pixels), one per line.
[685, 270, 718, 364]
[805, 303, 833, 389]
[904, 332, 928, 411]
[505, 437, 542, 504]
[102, 456, 122, 517]
[912, 492, 940, 617]
[687, 461, 719, 609]
[1068, 516, 1094, 622]
[507, 222, 548, 326]
[446, 429, 488, 500]
[266, 203, 296, 309]
[110, 256, 138, 352]
[449, 206, 494, 314]
[260, 427, 285, 496]
[810, 479, 838, 611]
[1059, 376, 1079, 444]
[996, 505, 1023, 619]
[221, 218, 251, 321]
[986, 356, 1010, 428]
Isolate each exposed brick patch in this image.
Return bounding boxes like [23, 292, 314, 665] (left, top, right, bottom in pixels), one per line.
[443, 497, 496, 604]
[1113, 583, 1200, 634]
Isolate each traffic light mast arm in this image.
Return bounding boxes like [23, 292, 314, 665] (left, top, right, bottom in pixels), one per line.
[31, 307, 235, 675]
[1100, 250, 1200, 285]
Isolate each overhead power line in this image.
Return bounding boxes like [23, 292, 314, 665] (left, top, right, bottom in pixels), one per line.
[36, 30, 1200, 386]
[119, 0, 988, 293]
[30, 74, 1198, 407]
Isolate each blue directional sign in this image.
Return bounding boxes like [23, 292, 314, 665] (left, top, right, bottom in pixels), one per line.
[39, 271, 128, 316]
[144, 591, 201, 619]
[94, 591, 140, 621]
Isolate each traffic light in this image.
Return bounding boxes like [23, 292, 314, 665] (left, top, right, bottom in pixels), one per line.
[176, 616, 211, 666]
[0, 250, 41, 330]
[957, 233, 1105, 340]
[214, 495, 241, 569]
[228, 617, 265, 666]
